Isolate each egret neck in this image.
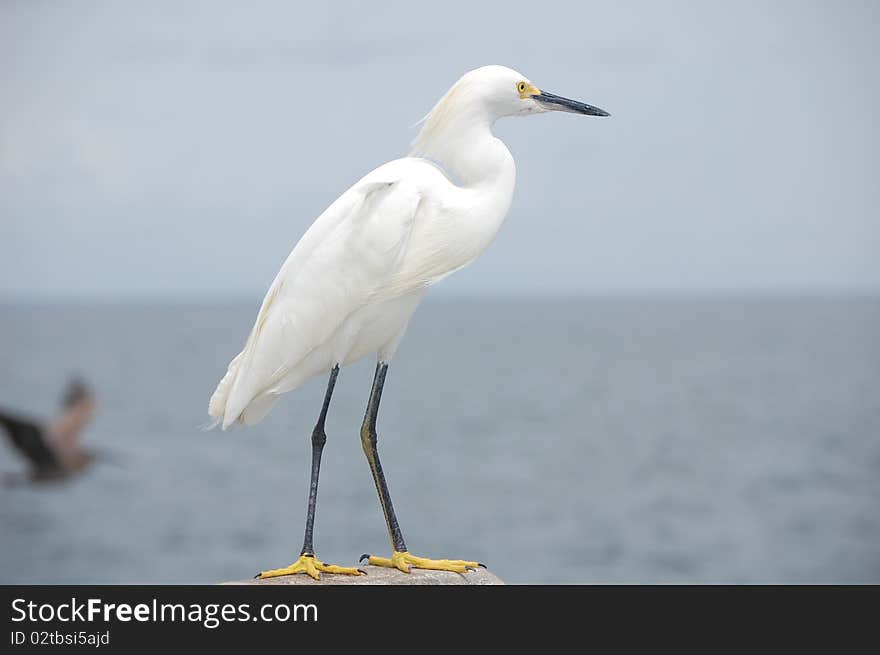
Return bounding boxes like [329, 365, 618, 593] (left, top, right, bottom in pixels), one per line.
[410, 85, 517, 262]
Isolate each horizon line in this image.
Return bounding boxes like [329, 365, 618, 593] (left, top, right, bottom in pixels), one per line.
[1, 287, 878, 307]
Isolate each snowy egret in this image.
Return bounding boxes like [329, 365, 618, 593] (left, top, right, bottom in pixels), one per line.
[208, 65, 608, 579]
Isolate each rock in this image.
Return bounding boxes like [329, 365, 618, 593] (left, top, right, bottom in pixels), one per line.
[225, 564, 504, 585]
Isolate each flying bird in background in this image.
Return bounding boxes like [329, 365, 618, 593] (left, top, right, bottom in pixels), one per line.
[208, 65, 609, 579]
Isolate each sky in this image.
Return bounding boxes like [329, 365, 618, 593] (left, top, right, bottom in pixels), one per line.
[1, 0, 878, 301]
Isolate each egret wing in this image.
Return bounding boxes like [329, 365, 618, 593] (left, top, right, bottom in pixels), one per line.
[212, 177, 421, 428]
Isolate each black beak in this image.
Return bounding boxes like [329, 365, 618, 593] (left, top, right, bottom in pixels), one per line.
[534, 91, 610, 117]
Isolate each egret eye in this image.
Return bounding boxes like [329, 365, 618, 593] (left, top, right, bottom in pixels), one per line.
[517, 82, 526, 93]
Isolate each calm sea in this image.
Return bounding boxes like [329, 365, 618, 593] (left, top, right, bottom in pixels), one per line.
[1, 299, 878, 584]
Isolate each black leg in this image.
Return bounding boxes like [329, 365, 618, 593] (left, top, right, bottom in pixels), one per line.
[300, 365, 339, 557]
[360, 361, 408, 553]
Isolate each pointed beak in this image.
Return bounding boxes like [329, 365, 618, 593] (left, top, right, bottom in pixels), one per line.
[534, 91, 610, 117]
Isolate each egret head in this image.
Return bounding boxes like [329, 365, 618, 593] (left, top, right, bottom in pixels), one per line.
[411, 65, 609, 174]
[452, 65, 610, 120]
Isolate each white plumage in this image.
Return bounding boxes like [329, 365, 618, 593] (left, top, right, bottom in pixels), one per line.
[208, 65, 607, 429]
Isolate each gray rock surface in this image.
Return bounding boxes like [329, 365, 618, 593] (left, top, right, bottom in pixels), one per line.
[225, 564, 504, 585]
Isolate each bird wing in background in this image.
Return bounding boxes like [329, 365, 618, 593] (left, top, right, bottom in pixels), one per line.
[209, 172, 424, 429]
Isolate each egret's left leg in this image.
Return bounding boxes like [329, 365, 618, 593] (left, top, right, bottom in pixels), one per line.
[358, 361, 482, 574]
[258, 366, 362, 580]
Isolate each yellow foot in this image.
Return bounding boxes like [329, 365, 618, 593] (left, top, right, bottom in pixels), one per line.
[257, 554, 364, 581]
[360, 550, 485, 574]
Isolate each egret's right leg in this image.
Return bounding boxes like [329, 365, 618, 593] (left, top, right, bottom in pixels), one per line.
[258, 365, 363, 580]
[358, 361, 482, 574]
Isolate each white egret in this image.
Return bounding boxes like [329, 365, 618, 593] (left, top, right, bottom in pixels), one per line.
[208, 65, 609, 579]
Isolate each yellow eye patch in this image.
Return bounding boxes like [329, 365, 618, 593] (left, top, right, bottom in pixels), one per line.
[516, 81, 541, 99]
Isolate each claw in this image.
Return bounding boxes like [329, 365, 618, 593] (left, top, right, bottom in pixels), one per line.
[359, 553, 370, 563]
[478, 562, 487, 569]
[367, 551, 482, 574]
[253, 573, 260, 579]
[357, 568, 367, 575]
[258, 554, 362, 580]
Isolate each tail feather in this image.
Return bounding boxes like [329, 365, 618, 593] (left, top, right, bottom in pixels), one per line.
[207, 351, 243, 430]
[240, 393, 280, 426]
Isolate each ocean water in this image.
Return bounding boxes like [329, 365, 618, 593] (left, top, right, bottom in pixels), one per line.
[0, 299, 878, 584]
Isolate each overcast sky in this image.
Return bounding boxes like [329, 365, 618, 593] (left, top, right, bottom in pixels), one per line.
[1, 0, 877, 301]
